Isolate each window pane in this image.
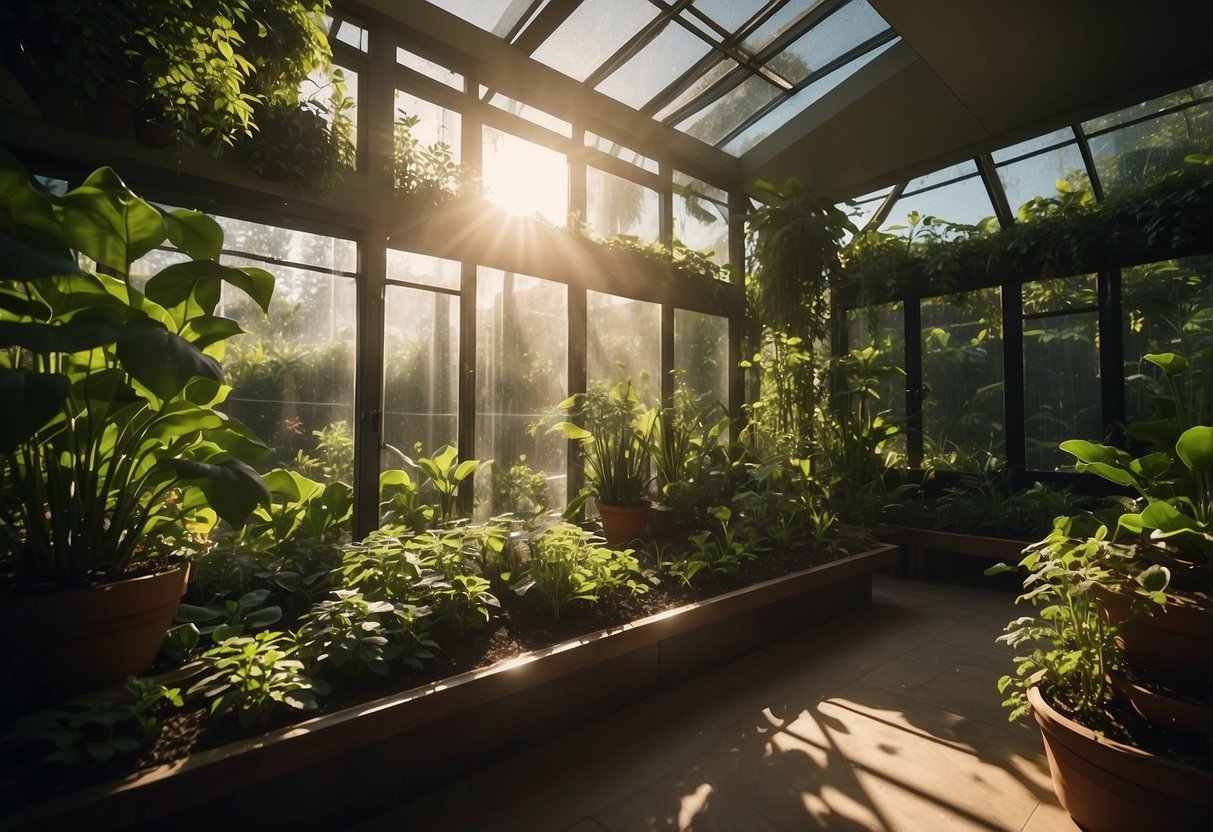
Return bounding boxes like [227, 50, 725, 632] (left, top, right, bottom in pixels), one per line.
[587, 292, 661, 402]
[530, 0, 659, 82]
[388, 247, 461, 298]
[213, 216, 357, 272]
[382, 284, 459, 462]
[991, 127, 1077, 163]
[1018, 278, 1106, 470]
[997, 143, 1090, 217]
[767, 1, 890, 85]
[595, 21, 712, 110]
[690, 0, 768, 33]
[655, 58, 739, 121]
[397, 47, 464, 91]
[482, 126, 568, 225]
[673, 173, 730, 266]
[723, 38, 897, 155]
[676, 73, 781, 145]
[395, 90, 462, 160]
[882, 174, 997, 237]
[586, 166, 660, 241]
[921, 288, 1005, 470]
[674, 309, 729, 412]
[487, 91, 572, 137]
[586, 132, 660, 174]
[1087, 100, 1213, 194]
[1022, 274, 1097, 316]
[742, 0, 824, 54]
[1083, 83, 1212, 135]
[1122, 256, 1213, 424]
[222, 256, 357, 481]
[476, 268, 568, 515]
[427, 0, 525, 36]
[845, 302, 906, 463]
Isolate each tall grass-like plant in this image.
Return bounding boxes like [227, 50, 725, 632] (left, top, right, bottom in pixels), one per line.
[552, 381, 654, 510]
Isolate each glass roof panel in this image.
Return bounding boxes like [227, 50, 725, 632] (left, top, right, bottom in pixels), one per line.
[767, 1, 889, 85]
[676, 73, 781, 144]
[595, 22, 713, 110]
[904, 159, 980, 194]
[724, 38, 896, 155]
[882, 172, 996, 236]
[674, 170, 728, 204]
[427, 0, 526, 35]
[487, 91, 572, 136]
[586, 132, 660, 174]
[689, 0, 768, 34]
[997, 143, 1090, 218]
[653, 58, 740, 120]
[991, 127, 1076, 163]
[742, 0, 828, 55]
[529, 0, 659, 82]
[1082, 84, 1210, 135]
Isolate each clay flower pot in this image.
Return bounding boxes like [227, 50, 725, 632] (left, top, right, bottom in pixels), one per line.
[596, 500, 649, 545]
[0, 564, 190, 702]
[1028, 684, 1213, 832]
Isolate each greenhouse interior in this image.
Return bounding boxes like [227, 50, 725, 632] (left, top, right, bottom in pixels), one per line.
[0, 1, 1211, 830]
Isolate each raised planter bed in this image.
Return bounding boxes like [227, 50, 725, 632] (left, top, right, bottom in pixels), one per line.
[878, 526, 1030, 579]
[5, 544, 898, 832]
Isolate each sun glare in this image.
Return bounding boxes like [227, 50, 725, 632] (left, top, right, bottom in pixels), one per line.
[482, 128, 569, 224]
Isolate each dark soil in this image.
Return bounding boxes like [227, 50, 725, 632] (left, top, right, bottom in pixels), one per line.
[1, 534, 872, 812]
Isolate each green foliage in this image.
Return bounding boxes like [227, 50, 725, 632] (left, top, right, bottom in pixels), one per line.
[294, 589, 435, 676]
[292, 420, 354, 484]
[511, 523, 648, 619]
[988, 517, 1122, 722]
[189, 631, 327, 729]
[408, 443, 483, 524]
[841, 161, 1213, 300]
[1, 677, 182, 767]
[237, 85, 355, 196]
[665, 505, 759, 585]
[175, 587, 283, 648]
[552, 381, 654, 509]
[489, 454, 550, 517]
[392, 112, 469, 206]
[379, 466, 435, 533]
[0, 153, 272, 585]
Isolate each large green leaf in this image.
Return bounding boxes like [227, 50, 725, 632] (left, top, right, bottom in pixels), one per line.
[1074, 461, 1138, 488]
[165, 209, 223, 261]
[168, 457, 269, 528]
[1176, 426, 1213, 475]
[145, 402, 226, 443]
[116, 318, 222, 399]
[0, 318, 120, 353]
[54, 168, 165, 270]
[263, 468, 323, 503]
[551, 421, 592, 441]
[72, 367, 140, 405]
[183, 314, 243, 350]
[1, 227, 84, 282]
[200, 421, 271, 464]
[1143, 353, 1187, 377]
[0, 147, 58, 233]
[0, 368, 69, 452]
[1059, 439, 1133, 467]
[144, 260, 274, 316]
[1140, 500, 1200, 533]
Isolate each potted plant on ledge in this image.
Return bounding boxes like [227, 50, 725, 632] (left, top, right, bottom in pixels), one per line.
[552, 381, 655, 545]
[0, 149, 273, 704]
[990, 351, 1213, 832]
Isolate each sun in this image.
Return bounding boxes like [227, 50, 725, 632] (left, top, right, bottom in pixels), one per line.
[482, 129, 569, 225]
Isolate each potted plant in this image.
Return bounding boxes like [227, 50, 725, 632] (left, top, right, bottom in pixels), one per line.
[0, 148, 273, 701]
[552, 381, 655, 544]
[990, 351, 1213, 831]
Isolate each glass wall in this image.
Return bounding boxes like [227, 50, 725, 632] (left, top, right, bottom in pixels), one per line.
[586, 166, 659, 242]
[383, 252, 460, 463]
[674, 309, 729, 411]
[475, 268, 569, 515]
[1022, 275, 1102, 470]
[880, 160, 998, 238]
[1122, 256, 1213, 425]
[844, 301, 906, 462]
[920, 288, 1004, 470]
[673, 171, 730, 267]
[587, 291, 661, 401]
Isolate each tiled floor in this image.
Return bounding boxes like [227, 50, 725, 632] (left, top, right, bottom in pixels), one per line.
[354, 575, 1077, 832]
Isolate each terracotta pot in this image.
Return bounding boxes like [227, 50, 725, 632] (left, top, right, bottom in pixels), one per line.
[1028, 684, 1213, 832]
[0, 564, 190, 701]
[1109, 672, 1213, 735]
[1096, 583, 1213, 682]
[596, 500, 648, 545]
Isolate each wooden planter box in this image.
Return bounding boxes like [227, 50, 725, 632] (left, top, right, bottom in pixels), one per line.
[879, 526, 1030, 579]
[5, 545, 898, 832]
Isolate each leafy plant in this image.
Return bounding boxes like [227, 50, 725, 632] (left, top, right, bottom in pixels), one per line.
[1, 677, 182, 767]
[392, 111, 469, 206]
[552, 381, 654, 510]
[0, 151, 272, 586]
[237, 86, 355, 196]
[175, 587, 283, 645]
[666, 505, 759, 585]
[489, 454, 550, 517]
[409, 443, 483, 524]
[511, 522, 647, 619]
[378, 466, 435, 533]
[294, 590, 434, 676]
[188, 631, 327, 728]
